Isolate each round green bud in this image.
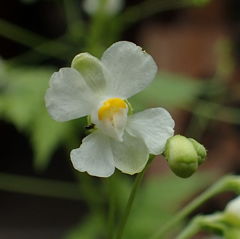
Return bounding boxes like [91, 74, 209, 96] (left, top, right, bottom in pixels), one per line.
[224, 196, 240, 227]
[164, 135, 198, 178]
[189, 138, 207, 165]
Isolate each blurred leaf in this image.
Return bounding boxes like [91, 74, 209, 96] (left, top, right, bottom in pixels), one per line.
[0, 172, 82, 200]
[0, 19, 71, 59]
[65, 171, 214, 239]
[65, 214, 104, 239]
[0, 64, 77, 171]
[31, 109, 74, 170]
[123, 171, 214, 238]
[130, 72, 204, 111]
[0, 66, 52, 128]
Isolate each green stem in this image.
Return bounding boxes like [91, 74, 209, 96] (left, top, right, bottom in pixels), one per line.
[176, 217, 201, 239]
[0, 172, 82, 200]
[0, 19, 71, 60]
[86, 0, 109, 56]
[115, 156, 154, 239]
[63, 0, 79, 30]
[176, 214, 226, 239]
[150, 175, 240, 239]
[107, 177, 116, 239]
[0, 18, 44, 46]
[7, 33, 72, 65]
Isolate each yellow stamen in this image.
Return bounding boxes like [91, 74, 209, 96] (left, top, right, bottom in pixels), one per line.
[98, 98, 127, 121]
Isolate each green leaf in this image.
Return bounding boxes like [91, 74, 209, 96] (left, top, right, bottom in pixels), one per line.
[0, 66, 52, 128]
[124, 171, 214, 238]
[65, 214, 104, 239]
[30, 109, 74, 171]
[0, 64, 78, 171]
[64, 171, 214, 239]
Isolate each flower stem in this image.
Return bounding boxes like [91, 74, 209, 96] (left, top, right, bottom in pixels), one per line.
[150, 175, 240, 239]
[115, 156, 154, 239]
[176, 217, 202, 239]
[176, 214, 226, 239]
[107, 177, 116, 239]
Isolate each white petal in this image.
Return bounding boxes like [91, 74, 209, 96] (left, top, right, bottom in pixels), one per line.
[225, 196, 240, 216]
[70, 131, 115, 177]
[45, 68, 96, 122]
[72, 53, 110, 96]
[110, 132, 149, 174]
[101, 41, 158, 99]
[127, 108, 175, 155]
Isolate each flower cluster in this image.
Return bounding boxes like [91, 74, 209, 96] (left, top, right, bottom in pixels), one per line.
[45, 41, 174, 177]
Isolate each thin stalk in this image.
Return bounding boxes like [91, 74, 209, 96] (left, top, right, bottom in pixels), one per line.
[63, 0, 85, 42]
[149, 175, 239, 239]
[115, 156, 154, 239]
[107, 177, 116, 239]
[176, 218, 201, 239]
[0, 19, 71, 59]
[63, 0, 79, 30]
[86, 0, 109, 56]
[7, 33, 72, 65]
[176, 214, 226, 239]
[0, 18, 45, 46]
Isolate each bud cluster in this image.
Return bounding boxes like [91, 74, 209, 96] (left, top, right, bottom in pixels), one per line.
[164, 135, 207, 178]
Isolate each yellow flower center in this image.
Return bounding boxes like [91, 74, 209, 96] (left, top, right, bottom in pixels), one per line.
[98, 98, 127, 121]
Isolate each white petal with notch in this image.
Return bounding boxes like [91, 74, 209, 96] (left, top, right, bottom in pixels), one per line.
[101, 41, 158, 99]
[70, 131, 115, 177]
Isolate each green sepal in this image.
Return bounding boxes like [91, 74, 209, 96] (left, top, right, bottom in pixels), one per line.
[189, 138, 207, 165]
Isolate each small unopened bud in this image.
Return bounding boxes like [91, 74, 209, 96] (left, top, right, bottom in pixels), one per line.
[224, 196, 240, 227]
[164, 135, 199, 178]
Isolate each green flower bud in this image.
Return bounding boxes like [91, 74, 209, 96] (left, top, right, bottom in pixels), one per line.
[189, 138, 207, 165]
[164, 135, 199, 178]
[224, 196, 240, 227]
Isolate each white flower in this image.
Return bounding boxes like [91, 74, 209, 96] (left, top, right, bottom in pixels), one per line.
[45, 41, 175, 177]
[225, 196, 240, 226]
[83, 0, 124, 16]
